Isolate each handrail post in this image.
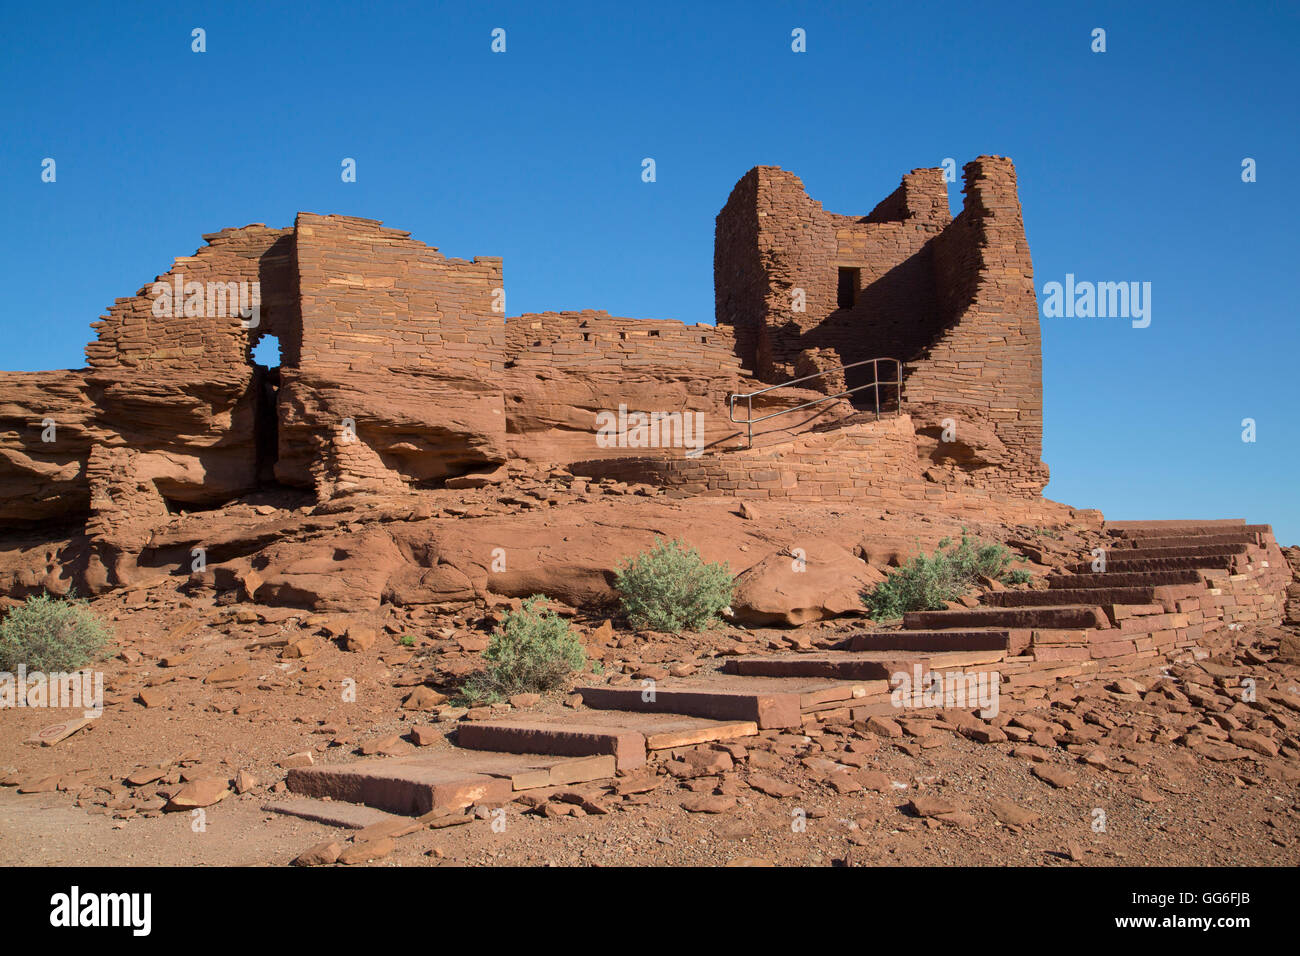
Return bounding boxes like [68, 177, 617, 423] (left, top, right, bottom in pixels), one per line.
[725, 356, 904, 447]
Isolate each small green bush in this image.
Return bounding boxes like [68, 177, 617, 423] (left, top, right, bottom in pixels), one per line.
[863, 532, 1021, 620]
[462, 596, 587, 703]
[1003, 568, 1034, 586]
[0, 593, 112, 672]
[614, 538, 734, 632]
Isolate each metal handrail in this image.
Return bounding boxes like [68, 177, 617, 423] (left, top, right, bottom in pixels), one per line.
[728, 357, 902, 448]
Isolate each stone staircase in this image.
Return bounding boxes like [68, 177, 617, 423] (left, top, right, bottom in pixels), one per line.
[280, 518, 1287, 820]
[835, 518, 1286, 668]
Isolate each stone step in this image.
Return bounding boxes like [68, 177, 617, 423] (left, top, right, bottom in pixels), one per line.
[984, 586, 1161, 608]
[1106, 518, 1246, 533]
[285, 749, 619, 816]
[1110, 533, 1261, 550]
[1046, 569, 1205, 589]
[265, 796, 403, 830]
[986, 584, 1202, 611]
[903, 605, 1110, 631]
[1099, 543, 1249, 562]
[575, 681, 802, 729]
[1064, 555, 1235, 575]
[723, 649, 1004, 681]
[841, 628, 1025, 654]
[1108, 521, 1271, 540]
[456, 712, 760, 771]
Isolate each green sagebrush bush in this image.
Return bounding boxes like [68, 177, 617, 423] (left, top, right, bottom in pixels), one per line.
[462, 596, 587, 703]
[0, 592, 112, 673]
[863, 532, 1023, 620]
[614, 538, 734, 632]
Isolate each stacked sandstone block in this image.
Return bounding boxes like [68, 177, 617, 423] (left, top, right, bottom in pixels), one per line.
[85, 224, 295, 374]
[294, 213, 505, 377]
[570, 415, 924, 501]
[1017, 525, 1288, 672]
[908, 157, 1046, 494]
[506, 310, 742, 378]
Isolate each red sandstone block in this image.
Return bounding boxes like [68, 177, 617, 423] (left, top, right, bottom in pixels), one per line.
[1032, 646, 1089, 662]
[1110, 603, 1164, 620]
[1118, 612, 1177, 633]
[456, 722, 646, 771]
[1091, 639, 1137, 659]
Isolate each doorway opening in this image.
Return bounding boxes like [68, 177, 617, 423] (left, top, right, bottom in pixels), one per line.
[249, 332, 282, 485]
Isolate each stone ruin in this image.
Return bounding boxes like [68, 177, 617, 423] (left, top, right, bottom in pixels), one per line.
[2, 156, 1050, 594]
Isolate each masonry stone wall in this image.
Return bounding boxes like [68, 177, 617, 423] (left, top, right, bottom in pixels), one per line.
[506, 310, 739, 376]
[714, 156, 1047, 495]
[85, 224, 296, 375]
[908, 157, 1046, 494]
[293, 213, 504, 378]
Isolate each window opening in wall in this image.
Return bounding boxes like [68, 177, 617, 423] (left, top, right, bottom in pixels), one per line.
[251, 334, 281, 368]
[837, 267, 860, 309]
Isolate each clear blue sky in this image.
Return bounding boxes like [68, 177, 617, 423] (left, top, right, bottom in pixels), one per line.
[3, 1, 1297, 541]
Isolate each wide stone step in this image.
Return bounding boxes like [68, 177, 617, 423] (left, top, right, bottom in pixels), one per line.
[984, 586, 1161, 608]
[1046, 569, 1205, 589]
[1099, 543, 1249, 562]
[1108, 521, 1270, 540]
[285, 749, 619, 816]
[1065, 555, 1235, 575]
[575, 682, 801, 729]
[842, 628, 1025, 653]
[1106, 519, 1245, 533]
[1111, 533, 1261, 550]
[456, 712, 759, 771]
[903, 605, 1110, 630]
[266, 796, 403, 830]
[723, 649, 1004, 681]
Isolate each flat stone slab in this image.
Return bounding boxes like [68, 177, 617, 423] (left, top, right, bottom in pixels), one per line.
[286, 749, 617, 815]
[985, 587, 1162, 608]
[844, 629, 1022, 653]
[576, 682, 801, 729]
[1045, 570, 1204, 589]
[24, 716, 95, 746]
[265, 796, 401, 829]
[457, 711, 761, 770]
[1106, 543, 1248, 561]
[1121, 533, 1260, 550]
[1106, 519, 1245, 532]
[1067, 555, 1235, 575]
[903, 605, 1111, 631]
[723, 649, 1004, 682]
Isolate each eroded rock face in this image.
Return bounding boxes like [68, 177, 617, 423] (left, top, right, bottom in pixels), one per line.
[0, 370, 97, 522]
[275, 370, 508, 498]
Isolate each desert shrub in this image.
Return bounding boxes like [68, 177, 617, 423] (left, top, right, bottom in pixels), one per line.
[1003, 568, 1034, 586]
[0, 593, 112, 672]
[461, 596, 586, 703]
[614, 538, 734, 632]
[863, 532, 1020, 620]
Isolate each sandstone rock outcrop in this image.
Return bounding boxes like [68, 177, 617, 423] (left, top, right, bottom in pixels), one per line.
[730, 545, 887, 626]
